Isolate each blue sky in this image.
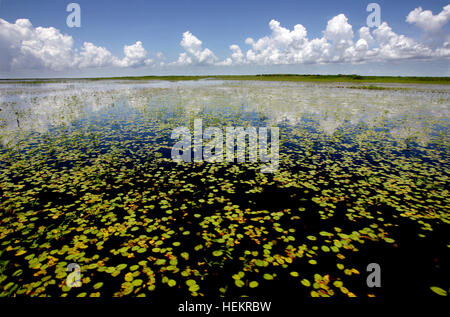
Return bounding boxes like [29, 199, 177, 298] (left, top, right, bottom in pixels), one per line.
[0, 0, 449, 77]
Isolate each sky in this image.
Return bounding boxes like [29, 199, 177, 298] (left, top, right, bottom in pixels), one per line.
[0, 0, 449, 78]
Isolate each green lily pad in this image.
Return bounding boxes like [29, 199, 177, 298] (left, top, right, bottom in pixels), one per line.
[301, 279, 311, 287]
[430, 286, 447, 296]
[249, 281, 259, 288]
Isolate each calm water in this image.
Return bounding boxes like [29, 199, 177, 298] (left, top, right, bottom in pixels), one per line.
[0, 80, 449, 298]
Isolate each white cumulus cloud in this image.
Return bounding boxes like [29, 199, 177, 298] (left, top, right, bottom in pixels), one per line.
[1, 5, 450, 73]
[77, 42, 118, 68]
[0, 18, 153, 72]
[219, 8, 450, 67]
[371, 22, 433, 60]
[0, 18, 75, 71]
[174, 31, 217, 65]
[115, 41, 152, 68]
[406, 5, 450, 46]
[406, 5, 450, 33]
[242, 19, 310, 65]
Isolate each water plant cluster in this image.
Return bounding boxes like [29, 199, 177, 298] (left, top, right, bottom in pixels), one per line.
[0, 80, 448, 298]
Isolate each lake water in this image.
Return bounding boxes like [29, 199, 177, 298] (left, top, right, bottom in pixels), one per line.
[0, 80, 449, 298]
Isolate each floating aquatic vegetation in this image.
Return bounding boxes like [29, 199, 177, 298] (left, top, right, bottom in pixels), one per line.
[0, 80, 449, 298]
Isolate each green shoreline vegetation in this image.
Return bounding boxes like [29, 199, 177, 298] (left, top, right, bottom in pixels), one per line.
[1, 74, 450, 85]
